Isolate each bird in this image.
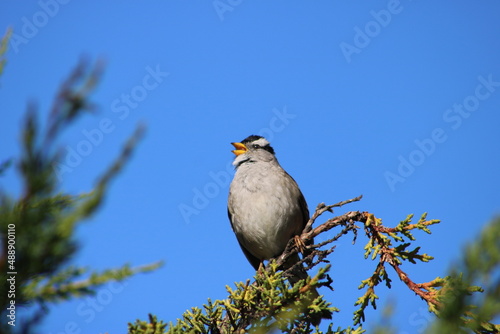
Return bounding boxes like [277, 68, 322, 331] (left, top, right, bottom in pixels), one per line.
[227, 135, 312, 285]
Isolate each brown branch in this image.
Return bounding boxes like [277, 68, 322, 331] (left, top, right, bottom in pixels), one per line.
[382, 247, 440, 306]
[263, 197, 442, 327]
[402, 268, 438, 305]
[275, 209, 367, 271]
[303, 195, 363, 233]
[364, 216, 441, 308]
[377, 220, 438, 234]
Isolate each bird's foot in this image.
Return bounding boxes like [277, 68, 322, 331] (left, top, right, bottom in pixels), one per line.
[294, 235, 306, 254]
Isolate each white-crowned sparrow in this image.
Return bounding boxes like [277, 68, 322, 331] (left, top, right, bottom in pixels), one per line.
[227, 135, 311, 281]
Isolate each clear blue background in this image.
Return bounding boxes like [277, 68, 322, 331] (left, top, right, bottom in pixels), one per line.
[1, 1, 500, 333]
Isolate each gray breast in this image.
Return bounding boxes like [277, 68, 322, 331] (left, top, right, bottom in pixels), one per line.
[228, 161, 304, 260]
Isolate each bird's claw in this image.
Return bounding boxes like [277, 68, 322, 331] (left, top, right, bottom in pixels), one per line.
[294, 235, 306, 254]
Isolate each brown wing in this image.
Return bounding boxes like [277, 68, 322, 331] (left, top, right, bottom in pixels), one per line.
[284, 170, 310, 232]
[284, 170, 314, 266]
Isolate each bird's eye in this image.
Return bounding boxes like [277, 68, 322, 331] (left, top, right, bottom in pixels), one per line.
[252, 144, 260, 149]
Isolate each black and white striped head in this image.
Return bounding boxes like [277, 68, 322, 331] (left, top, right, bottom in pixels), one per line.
[231, 135, 276, 166]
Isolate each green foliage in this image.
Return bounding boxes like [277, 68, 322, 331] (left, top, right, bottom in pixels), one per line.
[1, 29, 499, 334]
[128, 210, 499, 334]
[129, 314, 168, 334]
[428, 216, 500, 334]
[129, 263, 360, 334]
[22, 263, 161, 304]
[354, 213, 440, 325]
[0, 27, 11, 78]
[354, 212, 500, 333]
[0, 31, 161, 333]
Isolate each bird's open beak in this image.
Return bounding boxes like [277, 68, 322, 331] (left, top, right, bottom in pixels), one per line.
[231, 142, 248, 156]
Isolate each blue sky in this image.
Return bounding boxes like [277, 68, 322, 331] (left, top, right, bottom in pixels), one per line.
[1, 1, 500, 333]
